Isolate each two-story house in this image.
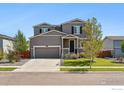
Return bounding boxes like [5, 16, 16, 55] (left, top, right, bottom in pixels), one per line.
[30, 18, 86, 58]
[103, 36, 124, 57]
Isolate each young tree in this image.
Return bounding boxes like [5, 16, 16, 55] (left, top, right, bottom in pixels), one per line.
[82, 17, 103, 68]
[14, 30, 28, 53]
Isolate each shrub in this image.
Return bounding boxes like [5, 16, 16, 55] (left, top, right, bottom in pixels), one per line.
[6, 50, 16, 63]
[0, 49, 3, 60]
[79, 52, 85, 58]
[64, 53, 70, 59]
[70, 53, 78, 59]
[116, 56, 123, 63]
[64, 53, 79, 59]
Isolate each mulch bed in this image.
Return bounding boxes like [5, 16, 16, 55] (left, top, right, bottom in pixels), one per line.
[0, 59, 30, 66]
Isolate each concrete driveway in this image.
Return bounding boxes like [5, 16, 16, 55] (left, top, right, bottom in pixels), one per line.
[14, 59, 60, 72]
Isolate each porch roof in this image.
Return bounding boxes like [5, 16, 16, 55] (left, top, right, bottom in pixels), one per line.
[62, 34, 79, 39]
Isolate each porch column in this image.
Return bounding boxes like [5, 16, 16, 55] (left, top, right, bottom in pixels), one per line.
[33, 47, 35, 58]
[62, 37, 63, 58]
[77, 38, 79, 54]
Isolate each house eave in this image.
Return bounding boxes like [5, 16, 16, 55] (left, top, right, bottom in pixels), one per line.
[29, 30, 67, 39]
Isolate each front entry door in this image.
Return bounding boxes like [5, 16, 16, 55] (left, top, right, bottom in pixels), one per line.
[70, 40, 74, 52]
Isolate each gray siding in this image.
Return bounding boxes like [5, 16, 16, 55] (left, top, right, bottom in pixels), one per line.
[114, 40, 122, 48]
[41, 31, 66, 36]
[33, 20, 86, 38]
[34, 27, 40, 36]
[62, 21, 86, 38]
[30, 35, 62, 57]
[34, 24, 58, 36]
[30, 36, 61, 48]
[0, 39, 3, 52]
[0, 39, 3, 48]
[113, 40, 124, 57]
[103, 38, 113, 50]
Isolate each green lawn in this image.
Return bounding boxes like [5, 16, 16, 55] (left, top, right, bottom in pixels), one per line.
[0, 67, 16, 71]
[64, 58, 124, 66]
[60, 68, 124, 71]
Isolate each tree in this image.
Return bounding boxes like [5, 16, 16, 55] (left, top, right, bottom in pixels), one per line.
[121, 41, 124, 53]
[82, 17, 103, 68]
[14, 30, 28, 53]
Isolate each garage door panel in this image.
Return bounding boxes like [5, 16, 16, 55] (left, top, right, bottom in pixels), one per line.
[35, 47, 59, 58]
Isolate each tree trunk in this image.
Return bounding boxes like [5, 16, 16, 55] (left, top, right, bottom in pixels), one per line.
[90, 57, 92, 69]
[90, 61, 92, 69]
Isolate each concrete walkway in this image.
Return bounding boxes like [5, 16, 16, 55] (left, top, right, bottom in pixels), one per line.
[14, 59, 60, 72]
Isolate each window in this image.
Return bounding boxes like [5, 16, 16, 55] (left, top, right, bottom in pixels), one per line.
[73, 26, 81, 34]
[41, 28, 48, 33]
[114, 40, 121, 48]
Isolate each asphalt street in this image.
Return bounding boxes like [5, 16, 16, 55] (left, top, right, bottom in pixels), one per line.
[0, 72, 124, 85]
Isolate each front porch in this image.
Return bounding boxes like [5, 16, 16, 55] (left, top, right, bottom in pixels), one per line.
[61, 34, 83, 58]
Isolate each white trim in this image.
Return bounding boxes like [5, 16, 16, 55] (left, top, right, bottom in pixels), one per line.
[73, 25, 81, 35]
[62, 37, 78, 39]
[33, 45, 61, 58]
[69, 39, 70, 54]
[80, 42, 83, 48]
[30, 30, 67, 39]
[62, 34, 79, 38]
[33, 47, 35, 58]
[34, 45, 60, 48]
[63, 48, 69, 49]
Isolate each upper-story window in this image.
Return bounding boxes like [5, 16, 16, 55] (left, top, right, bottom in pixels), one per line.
[72, 25, 82, 35]
[40, 28, 49, 33]
[42, 28, 48, 33]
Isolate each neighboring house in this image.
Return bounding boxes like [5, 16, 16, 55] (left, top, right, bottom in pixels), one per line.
[0, 34, 14, 54]
[103, 36, 124, 57]
[30, 18, 86, 58]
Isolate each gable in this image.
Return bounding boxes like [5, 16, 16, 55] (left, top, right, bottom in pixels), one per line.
[62, 34, 79, 38]
[33, 22, 52, 27]
[30, 30, 67, 39]
[71, 19, 83, 23]
[42, 30, 67, 36]
[61, 18, 84, 25]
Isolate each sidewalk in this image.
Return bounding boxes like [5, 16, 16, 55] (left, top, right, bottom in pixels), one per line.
[60, 66, 124, 68]
[0, 66, 20, 68]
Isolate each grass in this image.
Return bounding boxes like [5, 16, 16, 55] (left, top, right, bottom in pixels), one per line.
[64, 58, 124, 66]
[60, 68, 124, 71]
[0, 67, 16, 71]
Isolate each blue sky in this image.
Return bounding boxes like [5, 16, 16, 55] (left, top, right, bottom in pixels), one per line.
[0, 3, 124, 39]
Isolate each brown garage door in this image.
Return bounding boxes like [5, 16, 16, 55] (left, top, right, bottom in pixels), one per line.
[35, 47, 59, 58]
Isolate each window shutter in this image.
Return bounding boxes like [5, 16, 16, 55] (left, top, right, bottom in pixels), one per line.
[80, 26, 82, 34]
[72, 26, 74, 34]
